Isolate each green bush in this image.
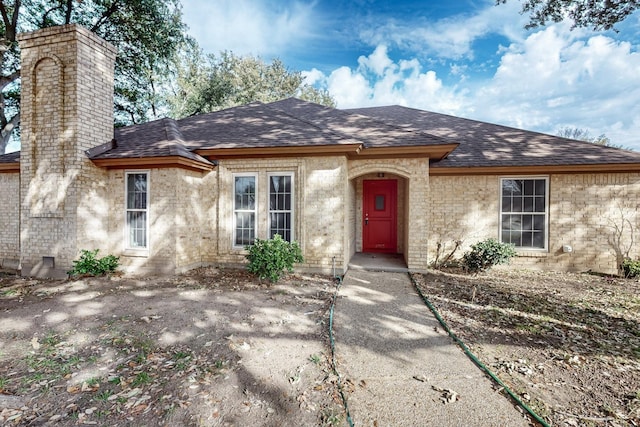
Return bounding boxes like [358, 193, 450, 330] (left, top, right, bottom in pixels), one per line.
[462, 238, 516, 273]
[246, 235, 304, 282]
[68, 249, 120, 277]
[622, 258, 640, 278]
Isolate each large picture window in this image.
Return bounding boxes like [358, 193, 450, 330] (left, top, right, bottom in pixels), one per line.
[268, 174, 293, 242]
[126, 172, 149, 249]
[234, 174, 257, 246]
[500, 177, 548, 249]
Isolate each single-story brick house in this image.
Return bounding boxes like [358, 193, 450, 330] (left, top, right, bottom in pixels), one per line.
[1, 24, 640, 278]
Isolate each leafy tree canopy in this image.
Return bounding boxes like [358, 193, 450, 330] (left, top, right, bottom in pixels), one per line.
[497, 0, 639, 30]
[0, 0, 187, 153]
[166, 44, 335, 119]
[556, 126, 626, 149]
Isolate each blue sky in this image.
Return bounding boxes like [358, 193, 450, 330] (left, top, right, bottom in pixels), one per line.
[180, 0, 640, 151]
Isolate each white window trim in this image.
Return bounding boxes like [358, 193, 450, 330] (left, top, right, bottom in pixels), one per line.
[499, 176, 549, 252]
[124, 170, 150, 255]
[267, 172, 295, 242]
[233, 172, 258, 249]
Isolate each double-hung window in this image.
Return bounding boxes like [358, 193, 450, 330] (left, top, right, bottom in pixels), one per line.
[268, 173, 293, 242]
[500, 177, 548, 250]
[234, 174, 257, 246]
[126, 172, 149, 250]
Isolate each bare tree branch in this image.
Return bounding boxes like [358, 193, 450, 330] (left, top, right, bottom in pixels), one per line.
[0, 70, 20, 90]
[90, 0, 120, 32]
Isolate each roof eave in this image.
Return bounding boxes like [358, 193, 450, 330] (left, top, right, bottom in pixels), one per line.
[91, 156, 215, 172]
[197, 144, 363, 159]
[351, 144, 458, 160]
[0, 162, 19, 173]
[429, 163, 640, 176]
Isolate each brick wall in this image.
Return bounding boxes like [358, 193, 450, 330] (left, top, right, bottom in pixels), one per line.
[0, 172, 20, 267]
[175, 168, 207, 271]
[427, 173, 640, 275]
[18, 25, 116, 277]
[214, 157, 346, 272]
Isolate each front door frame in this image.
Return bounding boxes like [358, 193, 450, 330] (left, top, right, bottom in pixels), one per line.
[362, 179, 398, 253]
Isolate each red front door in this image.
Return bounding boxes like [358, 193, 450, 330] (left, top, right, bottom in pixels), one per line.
[363, 180, 397, 253]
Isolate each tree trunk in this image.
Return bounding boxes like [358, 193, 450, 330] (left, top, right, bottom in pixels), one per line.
[0, 112, 19, 154]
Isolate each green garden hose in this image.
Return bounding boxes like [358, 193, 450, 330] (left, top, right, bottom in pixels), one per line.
[408, 272, 551, 427]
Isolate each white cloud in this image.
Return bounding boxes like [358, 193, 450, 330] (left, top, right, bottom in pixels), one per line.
[326, 67, 372, 107]
[358, 0, 527, 59]
[357, 45, 394, 76]
[311, 23, 640, 150]
[301, 68, 325, 86]
[321, 46, 465, 112]
[181, 0, 317, 57]
[472, 24, 640, 149]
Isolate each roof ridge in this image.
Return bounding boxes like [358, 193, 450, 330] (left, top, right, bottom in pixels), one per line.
[160, 117, 189, 157]
[265, 99, 366, 146]
[339, 108, 455, 146]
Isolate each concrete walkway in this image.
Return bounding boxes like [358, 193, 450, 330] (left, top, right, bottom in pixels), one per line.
[333, 270, 531, 426]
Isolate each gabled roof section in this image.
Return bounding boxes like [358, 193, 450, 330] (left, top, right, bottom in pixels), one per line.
[178, 101, 363, 158]
[179, 99, 457, 159]
[89, 118, 216, 172]
[0, 151, 19, 172]
[347, 105, 640, 174]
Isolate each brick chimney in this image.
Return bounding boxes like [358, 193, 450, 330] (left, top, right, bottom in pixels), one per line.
[18, 24, 117, 278]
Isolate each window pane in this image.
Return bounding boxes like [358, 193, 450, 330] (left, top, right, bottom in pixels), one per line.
[523, 197, 533, 212]
[127, 174, 147, 209]
[533, 214, 545, 231]
[509, 215, 521, 230]
[533, 231, 545, 248]
[127, 211, 147, 248]
[513, 196, 523, 212]
[375, 195, 385, 211]
[501, 197, 510, 212]
[500, 178, 547, 249]
[269, 212, 291, 242]
[235, 212, 255, 246]
[523, 180, 533, 195]
[235, 177, 255, 210]
[269, 175, 293, 242]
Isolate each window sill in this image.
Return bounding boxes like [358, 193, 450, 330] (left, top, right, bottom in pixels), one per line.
[515, 250, 548, 258]
[123, 249, 149, 258]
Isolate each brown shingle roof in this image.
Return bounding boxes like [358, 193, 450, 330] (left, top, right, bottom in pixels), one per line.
[11, 98, 640, 172]
[346, 105, 640, 169]
[90, 99, 456, 163]
[93, 118, 212, 166]
[0, 151, 19, 163]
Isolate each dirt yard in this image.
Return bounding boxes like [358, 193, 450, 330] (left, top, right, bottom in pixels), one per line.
[0, 268, 345, 426]
[2, 266, 640, 426]
[413, 268, 640, 427]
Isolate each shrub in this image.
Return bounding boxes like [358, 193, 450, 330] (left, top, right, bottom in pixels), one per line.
[462, 238, 516, 273]
[246, 235, 304, 283]
[69, 249, 120, 277]
[622, 258, 640, 278]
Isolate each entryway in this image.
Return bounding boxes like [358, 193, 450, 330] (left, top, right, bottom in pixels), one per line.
[348, 252, 407, 272]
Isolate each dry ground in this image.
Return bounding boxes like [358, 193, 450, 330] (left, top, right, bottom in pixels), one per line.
[3, 266, 640, 427]
[0, 268, 345, 426]
[413, 268, 640, 427]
